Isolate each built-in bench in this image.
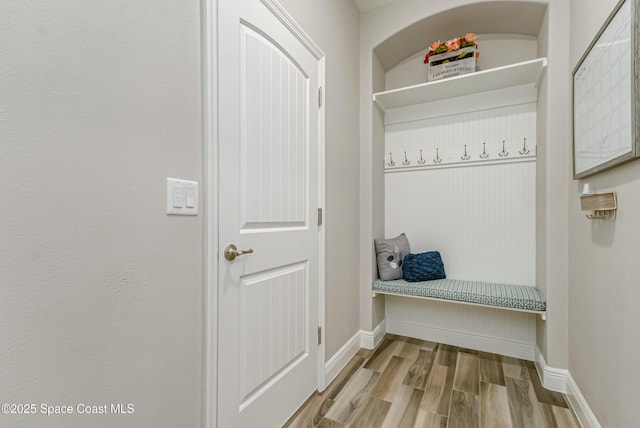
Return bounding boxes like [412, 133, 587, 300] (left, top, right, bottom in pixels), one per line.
[372, 278, 546, 320]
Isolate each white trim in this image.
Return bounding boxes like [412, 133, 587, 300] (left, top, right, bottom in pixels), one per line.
[316, 56, 326, 392]
[534, 347, 567, 393]
[387, 320, 535, 361]
[259, 0, 324, 59]
[202, 0, 218, 427]
[321, 319, 387, 391]
[360, 319, 387, 349]
[535, 347, 602, 428]
[384, 156, 537, 174]
[321, 330, 361, 391]
[566, 372, 602, 428]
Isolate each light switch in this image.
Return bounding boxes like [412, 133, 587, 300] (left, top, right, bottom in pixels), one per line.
[173, 186, 184, 208]
[185, 187, 195, 208]
[166, 178, 198, 215]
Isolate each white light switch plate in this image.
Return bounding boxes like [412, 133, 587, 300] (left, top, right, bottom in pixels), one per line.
[167, 178, 198, 215]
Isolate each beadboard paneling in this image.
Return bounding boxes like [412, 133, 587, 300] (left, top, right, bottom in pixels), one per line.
[385, 161, 535, 286]
[239, 262, 307, 404]
[241, 25, 307, 228]
[385, 102, 536, 170]
[385, 296, 537, 360]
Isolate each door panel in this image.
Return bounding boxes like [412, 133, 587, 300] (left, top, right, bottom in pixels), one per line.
[238, 262, 307, 408]
[217, 0, 321, 426]
[240, 24, 308, 229]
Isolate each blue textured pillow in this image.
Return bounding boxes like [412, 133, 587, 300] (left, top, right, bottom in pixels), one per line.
[402, 251, 446, 282]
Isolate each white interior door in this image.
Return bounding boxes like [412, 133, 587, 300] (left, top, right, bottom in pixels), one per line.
[217, 0, 322, 426]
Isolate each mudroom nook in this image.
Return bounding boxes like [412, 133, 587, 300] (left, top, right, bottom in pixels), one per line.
[364, 2, 552, 362]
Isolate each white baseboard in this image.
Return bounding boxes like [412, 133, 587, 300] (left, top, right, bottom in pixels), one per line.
[566, 372, 602, 428]
[322, 330, 361, 389]
[534, 347, 601, 428]
[534, 347, 567, 393]
[322, 320, 387, 390]
[360, 319, 386, 349]
[387, 320, 535, 361]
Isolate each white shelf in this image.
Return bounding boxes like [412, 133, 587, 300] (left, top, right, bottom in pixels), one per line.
[373, 57, 547, 111]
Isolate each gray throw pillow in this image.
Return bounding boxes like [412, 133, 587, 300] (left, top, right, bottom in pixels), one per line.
[374, 233, 411, 280]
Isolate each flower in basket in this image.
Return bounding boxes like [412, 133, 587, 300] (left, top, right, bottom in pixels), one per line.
[423, 33, 478, 64]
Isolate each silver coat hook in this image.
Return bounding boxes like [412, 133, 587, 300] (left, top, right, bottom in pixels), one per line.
[433, 148, 442, 164]
[498, 140, 509, 157]
[418, 149, 426, 165]
[387, 152, 395, 167]
[402, 151, 410, 166]
[461, 144, 470, 160]
[479, 142, 489, 159]
[519, 138, 530, 155]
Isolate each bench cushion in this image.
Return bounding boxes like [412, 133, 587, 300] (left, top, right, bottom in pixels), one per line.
[373, 278, 546, 312]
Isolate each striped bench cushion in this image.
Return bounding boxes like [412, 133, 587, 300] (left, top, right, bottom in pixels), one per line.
[373, 278, 546, 312]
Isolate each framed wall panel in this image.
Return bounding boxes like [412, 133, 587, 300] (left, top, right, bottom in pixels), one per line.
[572, 0, 640, 179]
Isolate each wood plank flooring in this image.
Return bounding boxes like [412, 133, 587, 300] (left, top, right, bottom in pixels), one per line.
[285, 335, 579, 428]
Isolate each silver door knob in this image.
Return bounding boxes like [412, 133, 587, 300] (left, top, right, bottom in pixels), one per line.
[224, 244, 254, 261]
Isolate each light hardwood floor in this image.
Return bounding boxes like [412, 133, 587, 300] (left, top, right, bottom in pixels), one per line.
[285, 334, 579, 428]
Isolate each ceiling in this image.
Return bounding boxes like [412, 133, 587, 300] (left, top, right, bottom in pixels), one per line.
[352, 0, 401, 13]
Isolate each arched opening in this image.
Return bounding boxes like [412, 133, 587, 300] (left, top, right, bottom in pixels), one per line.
[373, 1, 548, 72]
[367, 0, 551, 360]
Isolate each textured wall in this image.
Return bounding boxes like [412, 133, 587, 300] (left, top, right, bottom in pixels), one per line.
[0, 1, 203, 427]
[569, 0, 640, 426]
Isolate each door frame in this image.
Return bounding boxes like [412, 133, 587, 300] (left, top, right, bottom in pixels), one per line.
[202, 0, 326, 426]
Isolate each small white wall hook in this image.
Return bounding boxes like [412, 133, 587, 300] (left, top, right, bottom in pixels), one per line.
[519, 137, 530, 155]
[387, 152, 395, 167]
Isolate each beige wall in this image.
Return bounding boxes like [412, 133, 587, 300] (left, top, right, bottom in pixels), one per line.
[277, 0, 362, 359]
[535, 0, 571, 369]
[2, 4, 363, 426]
[569, 0, 640, 426]
[535, 8, 551, 359]
[371, 54, 387, 327]
[0, 1, 203, 427]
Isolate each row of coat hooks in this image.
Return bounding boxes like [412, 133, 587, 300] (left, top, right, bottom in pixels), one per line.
[387, 138, 534, 167]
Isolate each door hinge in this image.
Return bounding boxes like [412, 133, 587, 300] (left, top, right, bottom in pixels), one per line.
[317, 326, 322, 345]
[318, 87, 322, 108]
[317, 208, 323, 226]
